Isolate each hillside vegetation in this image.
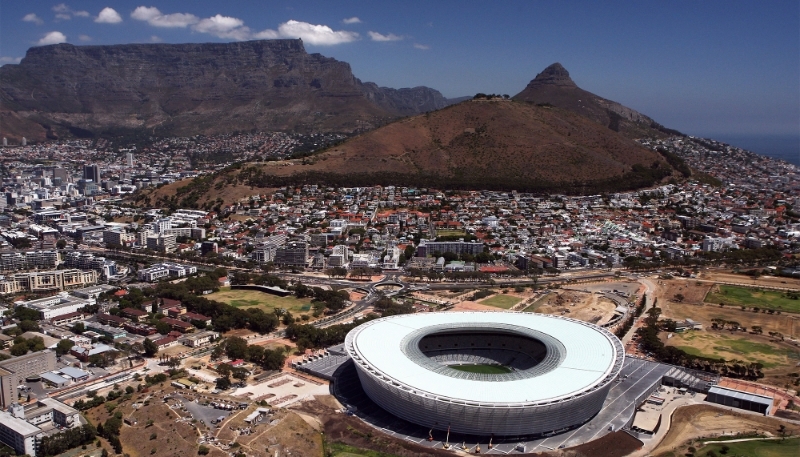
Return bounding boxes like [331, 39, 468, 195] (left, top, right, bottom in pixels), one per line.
[138, 100, 676, 208]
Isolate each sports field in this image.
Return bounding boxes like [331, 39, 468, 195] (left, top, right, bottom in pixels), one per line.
[450, 364, 513, 374]
[699, 438, 800, 457]
[209, 288, 313, 314]
[705, 285, 800, 313]
[435, 229, 467, 238]
[667, 331, 792, 368]
[479, 294, 522, 309]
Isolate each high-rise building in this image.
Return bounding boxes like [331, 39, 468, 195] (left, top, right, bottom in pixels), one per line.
[126, 152, 134, 167]
[21, 137, 26, 146]
[82, 164, 100, 184]
[52, 167, 68, 182]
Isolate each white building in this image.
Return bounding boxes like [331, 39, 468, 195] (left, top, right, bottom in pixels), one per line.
[15, 293, 91, 320]
[0, 399, 82, 456]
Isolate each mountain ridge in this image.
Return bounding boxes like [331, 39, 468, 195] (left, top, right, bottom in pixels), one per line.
[0, 39, 451, 141]
[514, 63, 680, 138]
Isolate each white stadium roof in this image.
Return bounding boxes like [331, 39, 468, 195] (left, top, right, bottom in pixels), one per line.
[349, 311, 622, 405]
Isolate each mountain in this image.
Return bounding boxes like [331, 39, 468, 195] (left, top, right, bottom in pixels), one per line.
[0, 40, 449, 142]
[141, 99, 677, 208]
[513, 63, 681, 138]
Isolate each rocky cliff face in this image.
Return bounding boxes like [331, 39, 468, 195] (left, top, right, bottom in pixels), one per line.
[0, 40, 449, 140]
[514, 63, 673, 138]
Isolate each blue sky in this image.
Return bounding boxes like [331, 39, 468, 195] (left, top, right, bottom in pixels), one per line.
[1, 1, 798, 137]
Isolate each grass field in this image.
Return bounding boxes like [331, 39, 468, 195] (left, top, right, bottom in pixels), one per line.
[480, 294, 522, 309]
[326, 442, 403, 457]
[700, 438, 800, 457]
[450, 364, 512, 374]
[668, 331, 792, 367]
[705, 285, 800, 313]
[209, 287, 313, 314]
[436, 229, 467, 238]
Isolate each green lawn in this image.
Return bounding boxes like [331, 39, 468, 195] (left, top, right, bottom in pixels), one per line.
[209, 288, 313, 314]
[480, 294, 522, 309]
[700, 438, 800, 457]
[450, 364, 512, 374]
[327, 442, 403, 457]
[705, 285, 800, 313]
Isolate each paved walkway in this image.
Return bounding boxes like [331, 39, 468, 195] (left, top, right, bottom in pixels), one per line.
[627, 395, 703, 457]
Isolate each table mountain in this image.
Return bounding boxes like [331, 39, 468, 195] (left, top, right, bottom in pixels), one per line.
[513, 63, 681, 138]
[0, 39, 450, 142]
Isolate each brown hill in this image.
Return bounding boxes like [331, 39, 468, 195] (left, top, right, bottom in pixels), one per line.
[140, 99, 675, 209]
[513, 63, 681, 138]
[0, 40, 451, 142]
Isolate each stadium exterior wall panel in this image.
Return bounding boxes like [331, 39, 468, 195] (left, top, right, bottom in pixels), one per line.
[354, 362, 612, 436]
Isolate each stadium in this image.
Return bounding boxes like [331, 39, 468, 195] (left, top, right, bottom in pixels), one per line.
[344, 311, 625, 436]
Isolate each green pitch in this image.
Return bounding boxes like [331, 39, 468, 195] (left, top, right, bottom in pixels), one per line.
[450, 364, 513, 374]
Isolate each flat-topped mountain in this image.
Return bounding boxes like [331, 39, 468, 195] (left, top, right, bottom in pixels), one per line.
[514, 63, 680, 138]
[0, 39, 450, 141]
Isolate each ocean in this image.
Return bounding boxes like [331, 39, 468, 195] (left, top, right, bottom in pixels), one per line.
[709, 134, 800, 166]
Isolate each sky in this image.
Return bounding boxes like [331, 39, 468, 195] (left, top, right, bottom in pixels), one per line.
[1, 1, 798, 138]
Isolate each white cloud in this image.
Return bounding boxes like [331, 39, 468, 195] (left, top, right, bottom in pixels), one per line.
[368, 31, 402, 42]
[0, 57, 23, 66]
[131, 6, 160, 21]
[278, 20, 359, 45]
[413, 43, 430, 50]
[95, 7, 122, 24]
[192, 14, 251, 40]
[23, 13, 44, 25]
[52, 4, 89, 20]
[252, 29, 280, 39]
[78, 34, 92, 42]
[150, 35, 163, 43]
[128, 10, 360, 45]
[131, 6, 198, 28]
[342, 17, 361, 24]
[36, 31, 67, 46]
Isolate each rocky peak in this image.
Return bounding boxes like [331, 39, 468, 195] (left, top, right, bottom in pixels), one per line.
[527, 62, 576, 87]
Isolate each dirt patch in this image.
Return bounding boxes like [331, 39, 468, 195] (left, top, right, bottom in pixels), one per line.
[651, 404, 800, 456]
[659, 301, 795, 335]
[657, 279, 713, 304]
[535, 290, 617, 325]
[556, 431, 643, 457]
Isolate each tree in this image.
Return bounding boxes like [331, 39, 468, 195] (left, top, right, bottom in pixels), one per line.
[56, 339, 75, 356]
[216, 363, 232, 378]
[71, 322, 85, 334]
[224, 337, 249, 360]
[215, 376, 231, 390]
[166, 357, 181, 371]
[674, 293, 685, 302]
[56, 239, 67, 250]
[232, 367, 248, 382]
[143, 338, 158, 357]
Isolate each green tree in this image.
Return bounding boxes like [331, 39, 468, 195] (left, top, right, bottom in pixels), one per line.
[56, 339, 75, 356]
[143, 338, 158, 357]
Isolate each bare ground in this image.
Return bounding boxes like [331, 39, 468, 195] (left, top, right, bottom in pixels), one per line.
[651, 404, 800, 456]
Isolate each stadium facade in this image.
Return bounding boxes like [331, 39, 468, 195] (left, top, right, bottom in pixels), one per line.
[345, 311, 625, 436]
